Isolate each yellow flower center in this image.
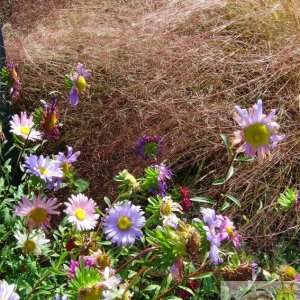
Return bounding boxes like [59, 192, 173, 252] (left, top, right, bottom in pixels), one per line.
[280, 266, 297, 279]
[244, 123, 270, 147]
[24, 239, 36, 253]
[75, 208, 86, 221]
[226, 226, 234, 237]
[44, 112, 57, 130]
[28, 207, 48, 223]
[78, 286, 104, 300]
[38, 167, 49, 175]
[76, 76, 87, 93]
[62, 162, 70, 175]
[160, 201, 172, 216]
[118, 216, 132, 231]
[20, 126, 30, 136]
[96, 254, 111, 270]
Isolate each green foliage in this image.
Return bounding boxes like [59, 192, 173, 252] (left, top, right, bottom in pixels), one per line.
[277, 187, 298, 211]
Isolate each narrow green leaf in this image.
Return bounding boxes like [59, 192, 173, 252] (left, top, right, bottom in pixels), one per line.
[223, 194, 241, 207]
[190, 197, 215, 204]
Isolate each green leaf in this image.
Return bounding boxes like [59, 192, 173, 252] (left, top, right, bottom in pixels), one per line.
[212, 178, 226, 186]
[218, 201, 230, 211]
[225, 166, 234, 181]
[220, 134, 233, 155]
[55, 251, 68, 269]
[74, 179, 89, 193]
[49, 267, 66, 276]
[190, 197, 215, 205]
[223, 194, 241, 207]
[143, 284, 161, 292]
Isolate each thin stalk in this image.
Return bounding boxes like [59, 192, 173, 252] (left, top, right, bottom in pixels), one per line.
[153, 266, 208, 300]
[27, 272, 51, 300]
[215, 150, 238, 209]
[115, 246, 160, 275]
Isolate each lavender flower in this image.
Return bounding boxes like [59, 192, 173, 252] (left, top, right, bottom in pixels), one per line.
[6, 62, 22, 100]
[233, 99, 285, 160]
[25, 154, 63, 182]
[135, 135, 163, 159]
[103, 202, 146, 246]
[42, 97, 60, 141]
[219, 216, 241, 249]
[67, 62, 91, 105]
[201, 209, 242, 264]
[49, 146, 80, 190]
[69, 258, 93, 276]
[152, 163, 172, 196]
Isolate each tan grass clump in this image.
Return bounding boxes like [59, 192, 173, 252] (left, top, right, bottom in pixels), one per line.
[3, 0, 300, 248]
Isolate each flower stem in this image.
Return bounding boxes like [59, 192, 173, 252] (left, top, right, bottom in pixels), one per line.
[115, 246, 160, 275]
[27, 272, 51, 300]
[153, 267, 208, 300]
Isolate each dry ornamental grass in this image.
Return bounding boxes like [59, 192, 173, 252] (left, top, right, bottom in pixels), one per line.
[2, 0, 300, 251]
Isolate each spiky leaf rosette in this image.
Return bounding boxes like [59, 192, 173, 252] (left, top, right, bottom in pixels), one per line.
[69, 264, 103, 300]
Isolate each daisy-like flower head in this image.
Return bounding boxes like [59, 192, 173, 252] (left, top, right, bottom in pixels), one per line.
[0, 280, 20, 300]
[49, 146, 80, 191]
[233, 99, 286, 161]
[69, 258, 93, 276]
[15, 196, 60, 231]
[160, 196, 182, 217]
[102, 283, 133, 300]
[135, 135, 163, 159]
[219, 216, 242, 249]
[201, 208, 222, 265]
[84, 251, 112, 270]
[10, 112, 42, 141]
[201, 208, 222, 228]
[163, 214, 179, 229]
[15, 229, 49, 255]
[6, 62, 22, 101]
[57, 146, 80, 175]
[64, 194, 99, 231]
[67, 62, 91, 106]
[151, 163, 172, 196]
[42, 97, 60, 141]
[103, 201, 146, 246]
[25, 154, 63, 182]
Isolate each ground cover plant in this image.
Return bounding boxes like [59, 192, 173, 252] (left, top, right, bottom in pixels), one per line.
[0, 59, 299, 299]
[0, 0, 300, 299]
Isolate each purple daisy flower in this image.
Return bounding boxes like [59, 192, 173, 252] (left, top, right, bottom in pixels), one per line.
[151, 163, 172, 196]
[55, 295, 68, 300]
[103, 202, 146, 246]
[42, 97, 60, 141]
[67, 62, 91, 105]
[25, 154, 63, 182]
[201, 208, 222, 265]
[219, 216, 242, 249]
[233, 99, 285, 161]
[135, 135, 163, 159]
[6, 62, 22, 101]
[69, 258, 93, 276]
[49, 146, 80, 190]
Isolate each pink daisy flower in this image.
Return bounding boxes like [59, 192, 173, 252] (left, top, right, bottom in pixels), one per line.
[10, 112, 42, 141]
[64, 193, 99, 231]
[14, 196, 60, 232]
[233, 99, 285, 161]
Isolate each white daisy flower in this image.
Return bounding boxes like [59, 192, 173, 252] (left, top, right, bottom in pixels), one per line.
[10, 111, 42, 141]
[0, 280, 19, 300]
[15, 230, 50, 255]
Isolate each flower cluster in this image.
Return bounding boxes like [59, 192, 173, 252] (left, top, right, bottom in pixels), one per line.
[1, 59, 291, 300]
[201, 208, 241, 264]
[66, 62, 91, 105]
